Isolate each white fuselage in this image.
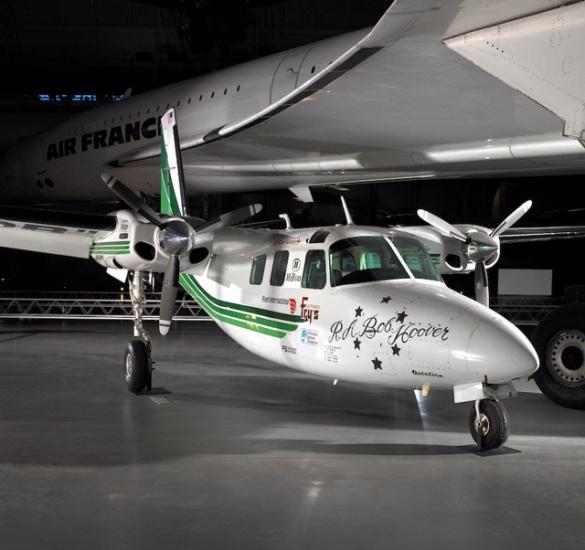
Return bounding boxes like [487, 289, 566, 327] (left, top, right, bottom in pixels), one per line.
[177, 225, 538, 390]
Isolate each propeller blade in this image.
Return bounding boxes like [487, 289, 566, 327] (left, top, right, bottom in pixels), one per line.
[490, 200, 532, 237]
[159, 255, 180, 336]
[417, 209, 468, 242]
[195, 203, 263, 234]
[474, 262, 490, 307]
[101, 173, 165, 228]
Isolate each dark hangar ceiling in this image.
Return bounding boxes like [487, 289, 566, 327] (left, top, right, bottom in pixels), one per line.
[0, 0, 390, 97]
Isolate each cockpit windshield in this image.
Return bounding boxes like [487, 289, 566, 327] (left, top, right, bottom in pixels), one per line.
[391, 235, 442, 282]
[329, 236, 409, 287]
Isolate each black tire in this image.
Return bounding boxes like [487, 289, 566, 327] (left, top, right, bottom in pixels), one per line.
[124, 339, 150, 393]
[468, 399, 509, 451]
[532, 304, 585, 410]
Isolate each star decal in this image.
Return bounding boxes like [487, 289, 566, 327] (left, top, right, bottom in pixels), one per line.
[392, 344, 401, 356]
[372, 357, 382, 370]
[381, 296, 392, 304]
[353, 338, 361, 350]
[355, 306, 363, 317]
[396, 310, 408, 323]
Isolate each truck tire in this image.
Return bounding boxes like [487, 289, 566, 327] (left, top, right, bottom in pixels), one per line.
[532, 304, 585, 409]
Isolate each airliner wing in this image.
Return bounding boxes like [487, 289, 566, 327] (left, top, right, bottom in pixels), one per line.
[0, 207, 116, 258]
[117, 0, 585, 194]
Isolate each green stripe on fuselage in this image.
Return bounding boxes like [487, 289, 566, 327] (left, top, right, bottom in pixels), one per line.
[179, 274, 300, 338]
[187, 275, 304, 324]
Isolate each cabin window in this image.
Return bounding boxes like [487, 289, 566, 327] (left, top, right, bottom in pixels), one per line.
[329, 236, 409, 287]
[270, 250, 289, 286]
[302, 250, 326, 289]
[224, 88, 228, 95]
[211, 91, 215, 98]
[237, 85, 241, 92]
[392, 235, 442, 281]
[188, 97, 192, 104]
[199, 94, 203, 101]
[250, 255, 267, 285]
[311, 66, 316, 74]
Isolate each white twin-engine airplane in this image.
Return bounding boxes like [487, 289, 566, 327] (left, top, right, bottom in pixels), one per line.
[0, 109, 539, 452]
[2, 0, 585, 203]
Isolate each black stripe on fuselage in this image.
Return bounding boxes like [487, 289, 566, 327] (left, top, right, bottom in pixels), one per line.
[202, 46, 383, 145]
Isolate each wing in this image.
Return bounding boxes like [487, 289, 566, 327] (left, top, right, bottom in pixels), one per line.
[0, 206, 116, 258]
[499, 226, 585, 244]
[116, 0, 585, 195]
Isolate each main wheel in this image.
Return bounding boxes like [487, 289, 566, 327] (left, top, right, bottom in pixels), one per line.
[124, 338, 150, 393]
[532, 305, 585, 409]
[468, 399, 509, 451]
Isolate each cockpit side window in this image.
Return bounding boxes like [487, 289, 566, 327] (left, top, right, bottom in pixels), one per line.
[249, 254, 267, 285]
[329, 236, 409, 287]
[392, 236, 442, 282]
[302, 250, 326, 289]
[270, 250, 289, 286]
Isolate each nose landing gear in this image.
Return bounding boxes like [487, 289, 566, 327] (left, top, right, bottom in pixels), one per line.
[468, 398, 509, 451]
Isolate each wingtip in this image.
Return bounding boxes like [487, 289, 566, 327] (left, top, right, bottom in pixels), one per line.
[159, 323, 171, 336]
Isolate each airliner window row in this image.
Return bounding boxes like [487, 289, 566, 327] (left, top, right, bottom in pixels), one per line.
[65, 84, 243, 135]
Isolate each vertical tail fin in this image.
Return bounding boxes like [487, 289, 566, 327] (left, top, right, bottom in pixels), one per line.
[160, 108, 188, 217]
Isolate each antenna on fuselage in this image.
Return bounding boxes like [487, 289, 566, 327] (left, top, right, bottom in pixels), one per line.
[340, 196, 354, 225]
[279, 213, 293, 229]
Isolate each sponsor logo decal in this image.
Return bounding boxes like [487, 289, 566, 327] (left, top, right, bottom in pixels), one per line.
[285, 273, 301, 283]
[281, 345, 297, 355]
[289, 298, 297, 314]
[291, 258, 302, 272]
[412, 370, 444, 378]
[300, 296, 320, 323]
[300, 328, 319, 345]
[262, 296, 290, 307]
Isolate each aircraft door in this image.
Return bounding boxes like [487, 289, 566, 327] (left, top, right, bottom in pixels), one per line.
[270, 47, 311, 103]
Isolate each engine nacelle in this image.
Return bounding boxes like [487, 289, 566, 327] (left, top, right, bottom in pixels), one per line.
[401, 224, 497, 275]
[90, 210, 211, 273]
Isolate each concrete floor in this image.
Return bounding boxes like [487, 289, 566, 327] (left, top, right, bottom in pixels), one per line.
[1, 321, 585, 550]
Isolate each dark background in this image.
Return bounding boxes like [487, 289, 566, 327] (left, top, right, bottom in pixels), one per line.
[0, 0, 584, 296]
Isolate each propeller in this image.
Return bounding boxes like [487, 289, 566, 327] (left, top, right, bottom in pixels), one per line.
[100, 172, 261, 334]
[417, 201, 532, 307]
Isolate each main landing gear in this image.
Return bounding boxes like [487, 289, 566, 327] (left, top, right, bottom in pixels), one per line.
[468, 398, 509, 451]
[124, 271, 153, 393]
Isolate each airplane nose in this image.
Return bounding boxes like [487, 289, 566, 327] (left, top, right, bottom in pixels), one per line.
[467, 320, 539, 383]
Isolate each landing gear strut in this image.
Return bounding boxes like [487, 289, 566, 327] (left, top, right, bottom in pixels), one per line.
[124, 270, 152, 393]
[468, 398, 509, 451]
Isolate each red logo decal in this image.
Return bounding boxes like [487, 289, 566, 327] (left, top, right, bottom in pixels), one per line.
[289, 298, 297, 314]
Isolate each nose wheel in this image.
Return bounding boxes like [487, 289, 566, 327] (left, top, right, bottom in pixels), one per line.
[468, 399, 509, 451]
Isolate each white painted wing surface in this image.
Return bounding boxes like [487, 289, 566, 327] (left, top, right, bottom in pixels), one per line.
[0, 208, 115, 258]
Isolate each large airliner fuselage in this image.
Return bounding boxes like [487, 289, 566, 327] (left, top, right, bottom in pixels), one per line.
[4, 0, 585, 205]
[0, 30, 364, 203]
